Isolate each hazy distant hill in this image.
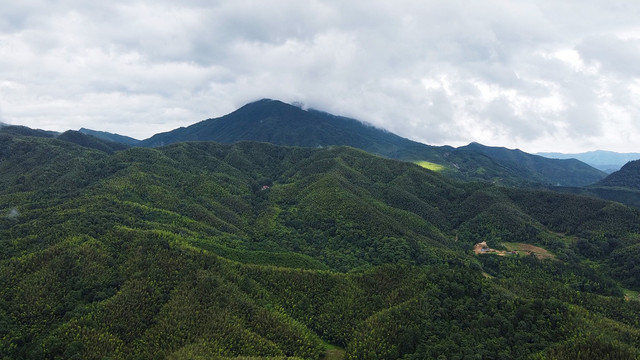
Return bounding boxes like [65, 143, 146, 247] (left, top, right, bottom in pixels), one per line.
[79, 127, 141, 146]
[140, 99, 605, 187]
[538, 150, 640, 173]
[461, 142, 606, 187]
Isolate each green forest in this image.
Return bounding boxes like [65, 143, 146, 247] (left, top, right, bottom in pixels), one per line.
[1, 133, 640, 359]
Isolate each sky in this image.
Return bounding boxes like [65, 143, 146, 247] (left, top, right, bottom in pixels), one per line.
[1, 1, 640, 153]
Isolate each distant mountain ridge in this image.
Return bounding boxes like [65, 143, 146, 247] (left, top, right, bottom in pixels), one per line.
[0, 99, 606, 187]
[0, 124, 59, 138]
[0, 125, 129, 154]
[538, 150, 640, 173]
[79, 128, 141, 146]
[139, 99, 605, 187]
[460, 142, 606, 187]
[58, 130, 131, 153]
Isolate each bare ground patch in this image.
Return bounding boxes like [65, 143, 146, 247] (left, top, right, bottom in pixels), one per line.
[474, 241, 556, 261]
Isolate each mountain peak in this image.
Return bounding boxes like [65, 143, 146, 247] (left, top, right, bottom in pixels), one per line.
[138, 99, 605, 187]
[139, 98, 392, 150]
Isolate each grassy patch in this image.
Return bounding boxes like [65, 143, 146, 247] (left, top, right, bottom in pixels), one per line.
[321, 342, 345, 360]
[624, 289, 640, 301]
[415, 161, 446, 172]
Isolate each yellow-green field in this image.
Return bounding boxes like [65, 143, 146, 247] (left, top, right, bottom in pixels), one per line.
[415, 161, 446, 172]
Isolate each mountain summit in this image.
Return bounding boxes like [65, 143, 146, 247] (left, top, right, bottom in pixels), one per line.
[140, 99, 418, 154]
[139, 99, 605, 187]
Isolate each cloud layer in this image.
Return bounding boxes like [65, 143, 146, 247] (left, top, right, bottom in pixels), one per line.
[1, 0, 640, 152]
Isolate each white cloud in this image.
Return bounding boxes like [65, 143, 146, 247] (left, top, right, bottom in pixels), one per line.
[0, 0, 639, 152]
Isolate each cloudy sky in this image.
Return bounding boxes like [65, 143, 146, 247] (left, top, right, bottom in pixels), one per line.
[1, 0, 640, 153]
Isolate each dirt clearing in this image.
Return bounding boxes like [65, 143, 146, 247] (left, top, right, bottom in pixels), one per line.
[474, 241, 556, 261]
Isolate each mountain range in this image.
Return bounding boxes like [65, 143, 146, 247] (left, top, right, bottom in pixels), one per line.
[1, 130, 640, 358]
[2, 99, 612, 188]
[134, 99, 606, 187]
[538, 150, 640, 173]
[9, 98, 640, 207]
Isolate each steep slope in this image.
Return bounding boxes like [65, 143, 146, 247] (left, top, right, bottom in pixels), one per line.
[140, 99, 437, 157]
[79, 127, 141, 146]
[596, 160, 640, 189]
[140, 99, 604, 187]
[460, 142, 606, 186]
[575, 160, 640, 209]
[2, 132, 640, 359]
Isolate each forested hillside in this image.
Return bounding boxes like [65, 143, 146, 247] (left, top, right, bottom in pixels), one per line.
[538, 150, 640, 173]
[597, 160, 640, 189]
[1, 132, 640, 359]
[459, 142, 606, 187]
[79, 128, 141, 146]
[557, 160, 640, 209]
[57, 131, 131, 154]
[138, 99, 604, 187]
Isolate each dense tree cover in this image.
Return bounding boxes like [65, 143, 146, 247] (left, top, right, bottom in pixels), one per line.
[597, 160, 640, 190]
[459, 142, 606, 187]
[1, 133, 640, 359]
[552, 160, 640, 210]
[78, 128, 141, 147]
[138, 99, 604, 187]
[56, 131, 130, 154]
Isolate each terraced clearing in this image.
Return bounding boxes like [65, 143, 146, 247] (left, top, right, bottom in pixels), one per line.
[474, 241, 556, 261]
